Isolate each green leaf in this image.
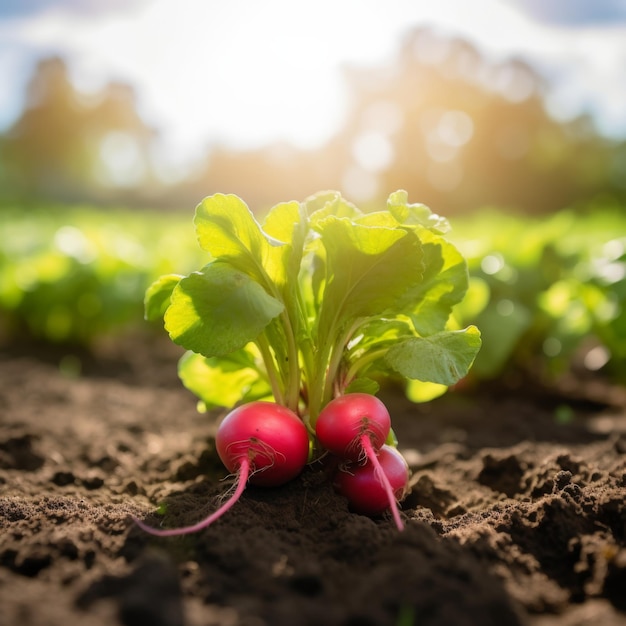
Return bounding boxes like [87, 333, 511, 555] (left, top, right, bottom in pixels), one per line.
[315, 216, 423, 333]
[385, 326, 482, 386]
[406, 230, 469, 335]
[385, 428, 399, 447]
[262, 200, 307, 290]
[194, 193, 284, 287]
[387, 189, 451, 234]
[262, 200, 304, 243]
[354, 211, 398, 229]
[347, 318, 414, 358]
[144, 274, 182, 321]
[165, 261, 284, 357]
[177, 348, 271, 410]
[306, 250, 326, 317]
[405, 380, 449, 403]
[304, 190, 361, 222]
[344, 377, 380, 395]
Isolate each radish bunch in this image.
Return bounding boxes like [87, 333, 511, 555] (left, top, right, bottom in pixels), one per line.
[315, 393, 409, 531]
[134, 393, 409, 537]
[138, 190, 481, 537]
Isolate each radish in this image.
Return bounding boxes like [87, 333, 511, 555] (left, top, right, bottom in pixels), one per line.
[315, 393, 391, 462]
[334, 445, 409, 518]
[133, 401, 309, 536]
[315, 393, 406, 530]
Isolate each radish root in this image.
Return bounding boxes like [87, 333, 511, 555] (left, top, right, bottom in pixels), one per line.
[359, 434, 404, 531]
[132, 458, 250, 536]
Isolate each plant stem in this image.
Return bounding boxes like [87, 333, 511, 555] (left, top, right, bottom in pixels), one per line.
[322, 319, 363, 406]
[280, 308, 301, 413]
[344, 348, 389, 389]
[307, 337, 334, 426]
[255, 335, 285, 406]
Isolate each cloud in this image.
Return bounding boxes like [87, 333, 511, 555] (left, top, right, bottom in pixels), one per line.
[508, 0, 626, 27]
[0, 0, 146, 20]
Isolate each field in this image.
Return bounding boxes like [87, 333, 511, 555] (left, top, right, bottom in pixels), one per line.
[1, 200, 626, 626]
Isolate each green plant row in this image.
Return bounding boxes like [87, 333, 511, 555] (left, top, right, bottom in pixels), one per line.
[0, 204, 204, 344]
[451, 205, 626, 383]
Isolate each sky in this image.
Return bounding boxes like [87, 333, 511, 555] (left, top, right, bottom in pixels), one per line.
[1, 0, 626, 174]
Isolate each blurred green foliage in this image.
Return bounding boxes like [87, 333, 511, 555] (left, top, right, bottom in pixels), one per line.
[451, 204, 626, 384]
[0, 205, 203, 345]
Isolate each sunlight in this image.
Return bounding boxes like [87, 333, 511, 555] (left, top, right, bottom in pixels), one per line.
[134, 0, 348, 151]
[112, 0, 548, 164]
[8, 0, 626, 172]
[97, 132, 145, 187]
[15, 0, 511, 159]
[63, 0, 394, 155]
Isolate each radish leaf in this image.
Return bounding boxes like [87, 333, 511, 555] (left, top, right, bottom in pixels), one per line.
[384, 326, 482, 386]
[178, 348, 272, 410]
[165, 262, 284, 357]
[144, 274, 182, 322]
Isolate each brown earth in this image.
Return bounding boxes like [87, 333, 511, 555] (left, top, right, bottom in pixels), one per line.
[1, 333, 626, 626]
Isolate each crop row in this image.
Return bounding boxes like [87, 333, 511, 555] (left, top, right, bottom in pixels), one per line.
[0, 205, 204, 346]
[452, 205, 626, 386]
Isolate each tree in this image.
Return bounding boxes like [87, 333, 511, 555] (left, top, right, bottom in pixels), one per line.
[1, 56, 157, 203]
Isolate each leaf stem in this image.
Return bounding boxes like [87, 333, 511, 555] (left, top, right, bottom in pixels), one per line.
[322, 318, 363, 405]
[344, 348, 389, 389]
[280, 308, 302, 413]
[255, 335, 285, 406]
[307, 339, 333, 426]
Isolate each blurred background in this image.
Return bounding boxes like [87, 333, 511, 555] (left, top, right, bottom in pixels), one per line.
[1, 0, 625, 389]
[2, 0, 626, 212]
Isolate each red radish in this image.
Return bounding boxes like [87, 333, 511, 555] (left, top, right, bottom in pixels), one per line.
[315, 393, 391, 462]
[334, 445, 409, 518]
[315, 393, 407, 530]
[133, 401, 309, 536]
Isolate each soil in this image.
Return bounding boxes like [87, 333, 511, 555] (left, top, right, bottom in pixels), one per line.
[1, 333, 626, 626]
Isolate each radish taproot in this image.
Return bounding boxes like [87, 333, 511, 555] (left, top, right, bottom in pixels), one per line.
[334, 445, 409, 519]
[315, 393, 407, 530]
[134, 401, 309, 536]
